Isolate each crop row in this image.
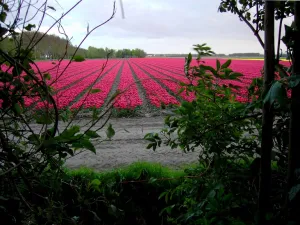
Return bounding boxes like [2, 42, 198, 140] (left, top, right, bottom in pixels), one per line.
[1, 58, 281, 111]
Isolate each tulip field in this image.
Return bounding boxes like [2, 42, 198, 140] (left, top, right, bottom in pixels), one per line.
[16, 58, 288, 111]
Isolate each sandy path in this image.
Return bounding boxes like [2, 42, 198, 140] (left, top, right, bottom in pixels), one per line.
[60, 116, 200, 171]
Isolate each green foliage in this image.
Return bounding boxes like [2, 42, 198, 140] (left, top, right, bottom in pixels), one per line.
[0, 2, 117, 224]
[73, 54, 85, 62]
[218, 0, 294, 31]
[111, 106, 142, 118]
[90, 88, 101, 93]
[87, 46, 147, 58]
[146, 44, 261, 165]
[263, 81, 288, 109]
[144, 42, 296, 224]
[289, 184, 300, 202]
[193, 43, 215, 61]
[17, 162, 186, 224]
[2, 159, 278, 225]
[106, 123, 116, 140]
[158, 161, 258, 225]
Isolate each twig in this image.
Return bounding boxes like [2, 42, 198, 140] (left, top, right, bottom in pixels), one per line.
[276, 1, 286, 63]
[13, 179, 33, 211]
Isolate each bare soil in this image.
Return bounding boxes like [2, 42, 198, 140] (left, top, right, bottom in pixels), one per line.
[63, 116, 200, 171]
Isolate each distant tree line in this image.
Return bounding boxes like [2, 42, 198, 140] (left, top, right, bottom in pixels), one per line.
[147, 53, 264, 58]
[227, 52, 263, 57]
[86, 47, 147, 59]
[0, 31, 147, 59]
[148, 52, 289, 59]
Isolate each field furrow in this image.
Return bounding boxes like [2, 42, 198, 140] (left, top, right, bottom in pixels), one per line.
[27, 61, 119, 109]
[55, 61, 118, 92]
[129, 61, 178, 107]
[144, 63, 185, 77]
[70, 61, 122, 109]
[133, 62, 195, 102]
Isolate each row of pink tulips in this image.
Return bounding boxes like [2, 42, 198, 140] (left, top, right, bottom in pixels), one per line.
[134, 61, 195, 102]
[70, 62, 122, 109]
[34, 60, 120, 109]
[129, 62, 178, 107]
[114, 61, 143, 109]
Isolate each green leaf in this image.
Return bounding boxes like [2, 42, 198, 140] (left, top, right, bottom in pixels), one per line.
[106, 123, 115, 139]
[0, 3, 9, 11]
[90, 179, 101, 186]
[60, 126, 80, 138]
[276, 64, 289, 78]
[108, 204, 117, 216]
[285, 24, 294, 37]
[245, 12, 251, 20]
[47, 6, 56, 11]
[90, 88, 101, 94]
[228, 72, 243, 80]
[200, 65, 218, 77]
[0, 11, 7, 23]
[43, 73, 51, 80]
[92, 107, 100, 120]
[158, 192, 167, 200]
[43, 138, 58, 148]
[263, 81, 287, 108]
[222, 68, 233, 78]
[149, 177, 157, 183]
[187, 53, 192, 62]
[60, 108, 72, 122]
[288, 75, 300, 88]
[35, 114, 53, 124]
[179, 81, 186, 86]
[216, 60, 221, 71]
[208, 190, 216, 199]
[81, 138, 96, 153]
[177, 87, 185, 95]
[185, 53, 192, 75]
[28, 134, 40, 144]
[0, 196, 8, 201]
[146, 143, 153, 149]
[88, 179, 101, 191]
[85, 130, 100, 138]
[24, 24, 36, 31]
[289, 184, 300, 201]
[13, 103, 22, 115]
[221, 59, 232, 69]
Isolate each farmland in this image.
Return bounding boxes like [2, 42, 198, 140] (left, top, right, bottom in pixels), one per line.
[22, 58, 277, 113]
[1, 57, 281, 169]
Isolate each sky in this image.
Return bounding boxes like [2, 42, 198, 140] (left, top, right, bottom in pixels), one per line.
[9, 0, 294, 54]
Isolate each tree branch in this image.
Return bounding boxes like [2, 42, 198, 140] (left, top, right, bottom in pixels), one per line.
[233, 5, 264, 49]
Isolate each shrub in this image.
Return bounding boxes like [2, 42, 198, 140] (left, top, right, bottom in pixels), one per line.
[10, 162, 185, 225]
[6, 160, 275, 225]
[73, 55, 85, 62]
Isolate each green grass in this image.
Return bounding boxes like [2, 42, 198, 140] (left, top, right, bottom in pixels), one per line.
[66, 161, 186, 183]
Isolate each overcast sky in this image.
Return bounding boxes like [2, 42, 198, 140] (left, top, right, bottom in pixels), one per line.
[15, 0, 294, 54]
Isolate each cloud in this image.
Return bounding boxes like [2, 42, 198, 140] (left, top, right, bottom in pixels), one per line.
[6, 0, 294, 54]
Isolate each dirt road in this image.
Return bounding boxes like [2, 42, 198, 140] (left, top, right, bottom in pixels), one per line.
[62, 116, 200, 170]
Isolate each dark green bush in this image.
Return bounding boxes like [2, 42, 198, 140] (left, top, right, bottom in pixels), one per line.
[73, 55, 85, 62]
[3, 161, 285, 225]
[2, 162, 184, 225]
